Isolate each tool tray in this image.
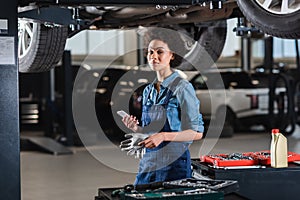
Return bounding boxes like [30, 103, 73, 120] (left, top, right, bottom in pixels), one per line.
[201, 152, 258, 167]
[120, 187, 223, 200]
[95, 178, 238, 200]
[162, 178, 238, 195]
[201, 151, 300, 167]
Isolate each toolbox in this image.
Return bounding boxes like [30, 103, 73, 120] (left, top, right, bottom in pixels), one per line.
[95, 178, 238, 200]
[192, 159, 300, 200]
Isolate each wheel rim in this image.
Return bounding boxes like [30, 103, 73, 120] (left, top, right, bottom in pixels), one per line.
[18, 20, 36, 59]
[255, 0, 300, 15]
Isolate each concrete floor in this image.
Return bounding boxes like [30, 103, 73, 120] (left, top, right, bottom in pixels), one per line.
[21, 127, 300, 200]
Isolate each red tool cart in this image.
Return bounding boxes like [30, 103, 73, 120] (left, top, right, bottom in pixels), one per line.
[193, 151, 300, 200]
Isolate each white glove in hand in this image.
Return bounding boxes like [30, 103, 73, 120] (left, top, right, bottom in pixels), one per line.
[120, 133, 148, 159]
[127, 147, 146, 159]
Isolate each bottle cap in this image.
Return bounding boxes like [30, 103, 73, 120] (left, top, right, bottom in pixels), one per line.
[272, 129, 280, 134]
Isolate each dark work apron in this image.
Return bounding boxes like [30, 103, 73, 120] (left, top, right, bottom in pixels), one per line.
[134, 77, 191, 185]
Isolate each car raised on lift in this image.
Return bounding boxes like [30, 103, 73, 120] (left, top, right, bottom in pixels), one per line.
[18, 0, 300, 73]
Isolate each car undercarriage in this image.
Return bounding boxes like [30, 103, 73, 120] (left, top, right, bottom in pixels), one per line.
[17, 0, 300, 72]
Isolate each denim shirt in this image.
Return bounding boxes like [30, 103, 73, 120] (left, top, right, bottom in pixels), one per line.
[141, 71, 204, 134]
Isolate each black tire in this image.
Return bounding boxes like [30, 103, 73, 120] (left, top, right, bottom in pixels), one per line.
[265, 73, 296, 135]
[237, 0, 300, 39]
[18, 20, 68, 72]
[179, 20, 227, 71]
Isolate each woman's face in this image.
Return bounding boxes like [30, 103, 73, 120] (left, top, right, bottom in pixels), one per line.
[147, 39, 174, 72]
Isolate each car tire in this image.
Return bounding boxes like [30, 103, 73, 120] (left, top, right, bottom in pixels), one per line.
[18, 20, 68, 72]
[237, 0, 300, 39]
[179, 20, 227, 71]
[264, 73, 296, 135]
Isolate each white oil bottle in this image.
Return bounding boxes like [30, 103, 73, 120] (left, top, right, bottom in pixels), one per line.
[270, 129, 288, 168]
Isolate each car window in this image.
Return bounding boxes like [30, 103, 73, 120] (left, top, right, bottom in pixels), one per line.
[250, 73, 286, 88]
[190, 71, 281, 90]
[191, 73, 226, 90]
[250, 74, 269, 88]
[222, 72, 253, 89]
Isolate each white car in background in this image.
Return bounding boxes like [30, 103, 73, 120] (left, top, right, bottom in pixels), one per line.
[190, 69, 288, 137]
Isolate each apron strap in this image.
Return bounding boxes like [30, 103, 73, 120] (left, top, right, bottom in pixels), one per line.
[161, 76, 182, 105]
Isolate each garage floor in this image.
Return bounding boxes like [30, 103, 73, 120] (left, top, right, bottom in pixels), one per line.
[21, 127, 300, 200]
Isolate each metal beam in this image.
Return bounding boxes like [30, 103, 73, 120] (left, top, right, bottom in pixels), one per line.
[0, 0, 20, 199]
[21, 0, 223, 6]
[62, 51, 74, 146]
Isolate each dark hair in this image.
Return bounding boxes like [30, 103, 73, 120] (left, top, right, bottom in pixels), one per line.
[143, 27, 187, 68]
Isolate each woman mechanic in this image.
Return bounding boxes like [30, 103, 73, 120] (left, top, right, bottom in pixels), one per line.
[121, 27, 204, 185]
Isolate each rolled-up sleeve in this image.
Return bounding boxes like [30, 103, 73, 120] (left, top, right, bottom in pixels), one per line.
[176, 80, 204, 133]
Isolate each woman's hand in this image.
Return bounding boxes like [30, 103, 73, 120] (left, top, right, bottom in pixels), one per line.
[138, 132, 165, 148]
[122, 115, 140, 132]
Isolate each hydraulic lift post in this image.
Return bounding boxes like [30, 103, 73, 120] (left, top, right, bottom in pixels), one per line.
[241, 37, 251, 71]
[264, 37, 275, 128]
[0, 1, 20, 200]
[62, 50, 74, 146]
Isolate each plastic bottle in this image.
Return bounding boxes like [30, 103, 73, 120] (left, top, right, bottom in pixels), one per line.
[270, 129, 288, 168]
